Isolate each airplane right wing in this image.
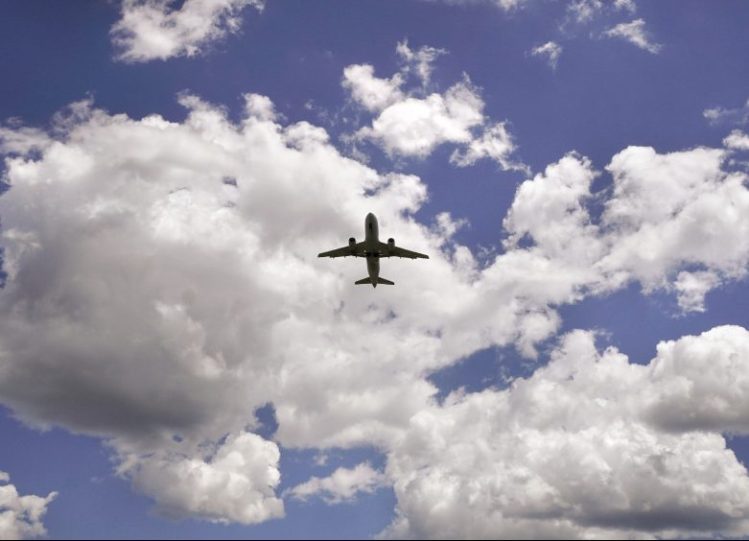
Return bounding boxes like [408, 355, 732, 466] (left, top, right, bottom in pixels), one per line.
[381, 242, 429, 259]
[318, 242, 366, 258]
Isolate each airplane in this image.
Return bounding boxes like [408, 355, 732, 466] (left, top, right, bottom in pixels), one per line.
[318, 212, 429, 287]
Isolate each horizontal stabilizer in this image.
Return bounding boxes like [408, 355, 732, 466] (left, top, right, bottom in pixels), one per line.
[355, 277, 394, 287]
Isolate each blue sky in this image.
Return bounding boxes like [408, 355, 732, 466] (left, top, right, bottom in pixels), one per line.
[2, 1, 749, 539]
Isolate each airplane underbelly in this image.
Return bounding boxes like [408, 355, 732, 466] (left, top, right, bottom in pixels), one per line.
[366, 256, 379, 278]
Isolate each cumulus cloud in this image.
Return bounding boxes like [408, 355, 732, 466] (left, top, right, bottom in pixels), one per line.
[450, 122, 529, 173]
[724, 130, 749, 151]
[342, 64, 404, 113]
[345, 43, 526, 171]
[530, 41, 562, 70]
[0, 93, 551, 521]
[603, 19, 662, 54]
[287, 462, 386, 504]
[672, 270, 720, 313]
[0, 472, 57, 540]
[111, 0, 263, 63]
[2, 94, 749, 531]
[383, 326, 749, 539]
[504, 147, 749, 312]
[125, 432, 283, 524]
[354, 77, 485, 159]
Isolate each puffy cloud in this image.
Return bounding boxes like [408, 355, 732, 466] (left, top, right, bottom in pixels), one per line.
[346, 44, 526, 171]
[0, 94, 552, 521]
[243, 93, 277, 122]
[450, 122, 528, 173]
[125, 432, 283, 524]
[644, 326, 749, 434]
[383, 326, 749, 539]
[342, 65, 404, 113]
[2, 93, 749, 531]
[505, 147, 749, 312]
[111, 0, 263, 63]
[0, 472, 57, 540]
[672, 270, 720, 313]
[355, 79, 485, 159]
[724, 130, 749, 151]
[598, 146, 748, 290]
[530, 41, 562, 70]
[603, 19, 662, 54]
[287, 462, 386, 504]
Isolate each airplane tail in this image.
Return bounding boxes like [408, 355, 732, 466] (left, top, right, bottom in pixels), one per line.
[355, 277, 394, 287]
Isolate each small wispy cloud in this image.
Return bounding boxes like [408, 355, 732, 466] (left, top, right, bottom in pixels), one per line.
[530, 41, 562, 70]
[603, 19, 662, 54]
[704, 98, 749, 126]
[286, 463, 386, 504]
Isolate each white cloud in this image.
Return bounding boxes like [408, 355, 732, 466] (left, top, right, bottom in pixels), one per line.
[437, 0, 527, 11]
[724, 130, 749, 151]
[603, 19, 662, 54]
[383, 326, 749, 539]
[0, 95, 544, 521]
[704, 98, 749, 126]
[243, 93, 277, 122]
[2, 95, 749, 533]
[504, 146, 749, 312]
[111, 0, 263, 63]
[673, 270, 720, 313]
[346, 44, 527, 171]
[0, 126, 52, 156]
[0, 472, 57, 540]
[492, 0, 526, 10]
[355, 78, 485, 159]
[599, 146, 748, 291]
[396, 40, 447, 87]
[342, 65, 404, 113]
[614, 0, 637, 13]
[125, 432, 283, 524]
[530, 41, 562, 70]
[644, 326, 749, 434]
[562, 0, 636, 28]
[566, 0, 603, 24]
[450, 122, 528, 173]
[287, 462, 386, 504]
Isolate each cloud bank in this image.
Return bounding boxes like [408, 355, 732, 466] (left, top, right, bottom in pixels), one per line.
[2, 92, 749, 534]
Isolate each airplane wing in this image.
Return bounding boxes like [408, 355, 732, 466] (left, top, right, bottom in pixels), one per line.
[379, 242, 429, 259]
[318, 242, 366, 258]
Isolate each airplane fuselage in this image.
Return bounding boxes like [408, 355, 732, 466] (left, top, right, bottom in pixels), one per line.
[363, 212, 380, 284]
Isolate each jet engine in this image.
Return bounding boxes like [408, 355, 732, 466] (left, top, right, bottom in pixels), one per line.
[388, 238, 395, 248]
[349, 237, 356, 248]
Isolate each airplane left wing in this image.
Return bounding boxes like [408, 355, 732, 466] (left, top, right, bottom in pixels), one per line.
[318, 242, 366, 258]
[379, 242, 429, 259]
